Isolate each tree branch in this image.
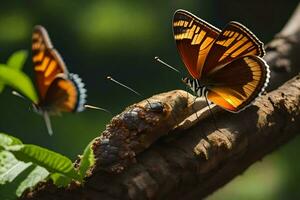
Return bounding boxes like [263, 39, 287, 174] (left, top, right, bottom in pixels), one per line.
[22, 3, 300, 200]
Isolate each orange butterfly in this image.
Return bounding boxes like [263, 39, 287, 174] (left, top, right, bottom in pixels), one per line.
[173, 10, 270, 112]
[31, 25, 87, 134]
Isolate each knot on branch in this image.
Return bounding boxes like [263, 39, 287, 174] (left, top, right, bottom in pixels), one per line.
[194, 129, 234, 160]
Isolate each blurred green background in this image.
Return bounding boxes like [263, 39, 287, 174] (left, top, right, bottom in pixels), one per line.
[0, 0, 299, 199]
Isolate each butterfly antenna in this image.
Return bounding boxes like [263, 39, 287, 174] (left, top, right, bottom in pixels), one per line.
[107, 76, 152, 108]
[84, 104, 111, 114]
[12, 91, 26, 100]
[107, 76, 142, 97]
[12, 90, 35, 112]
[204, 95, 221, 133]
[43, 112, 53, 136]
[154, 56, 181, 74]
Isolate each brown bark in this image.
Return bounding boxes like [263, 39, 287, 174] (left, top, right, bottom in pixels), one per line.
[22, 3, 300, 200]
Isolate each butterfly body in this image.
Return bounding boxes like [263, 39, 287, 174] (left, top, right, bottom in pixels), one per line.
[174, 10, 270, 112]
[182, 77, 208, 97]
[31, 25, 87, 134]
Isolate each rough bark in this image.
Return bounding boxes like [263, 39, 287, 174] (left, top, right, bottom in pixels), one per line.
[22, 3, 300, 200]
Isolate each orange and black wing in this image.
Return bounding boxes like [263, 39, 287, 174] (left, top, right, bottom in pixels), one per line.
[32, 25, 68, 100]
[202, 21, 265, 76]
[173, 9, 221, 79]
[206, 55, 270, 112]
[42, 74, 86, 113]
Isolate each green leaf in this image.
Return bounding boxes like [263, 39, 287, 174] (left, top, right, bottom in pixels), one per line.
[7, 50, 28, 70]
[0, 151, 31, 184]
[16, 166, 49, 197]
[0, 50, 28, 93]
[0, 133, 23, 149]
[49, 173, 72, 187]
[0, 163, 36, 200]
[8, 144, 79, 180]
[0, 161, 32, 185]
[78, 141, 95, 179]
[0, 66, 38, 103]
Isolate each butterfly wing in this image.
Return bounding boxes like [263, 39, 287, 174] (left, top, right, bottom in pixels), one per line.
[32, 25, 68, 100]
[32, 25, 86, 113]
[205, 55, 270, 112]
[41, 74, 86, 113]
[173, 10, 221, 79]
[202, 21, 265, 76]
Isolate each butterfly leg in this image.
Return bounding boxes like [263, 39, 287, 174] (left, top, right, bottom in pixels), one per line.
[185, 85, 190, 102]
[204, 95, 222, 133]
[191, 96, 200, 120]
[43, 111, 53, 135]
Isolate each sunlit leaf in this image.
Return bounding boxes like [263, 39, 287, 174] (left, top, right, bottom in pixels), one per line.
[16, 166, 49, 196]
[0, 151, 31, 184]
[0, 50, 28, 93]
[7, 50, 28, 70]
[7, 144, 79, 180]
[0, 133, 80, 196]
[78, 140, 95, 179]
[0, 133, 23, 149]
[49, 173, 72, 187]
[0, 65, 38, 103]
[0, 163, 36, 200]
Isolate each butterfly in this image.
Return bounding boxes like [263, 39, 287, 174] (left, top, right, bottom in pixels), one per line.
[31, 25, 87, 134]
[173, 10, 270, 112]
